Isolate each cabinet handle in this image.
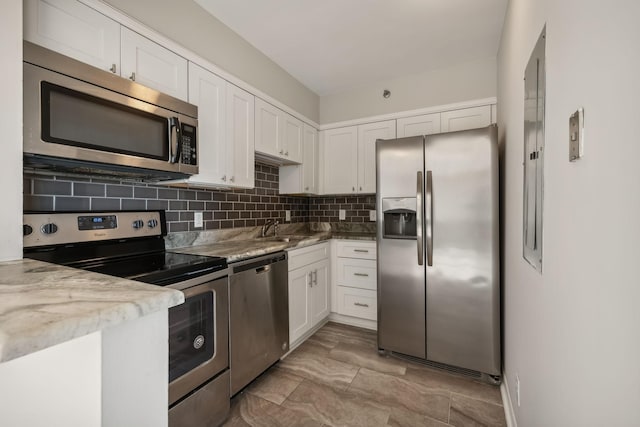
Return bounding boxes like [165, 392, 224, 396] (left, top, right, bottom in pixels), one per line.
[354, 249, 369, 253]
[308, 271, 313, 287]
[129, 72, 136, 81]
[285, 151, 289, 156]
[110, 63, 117, 74]
[313, 269, 317, 285]
[359, 186, 362, 191]
[280, 149, 284, 155]
[221, 175, 227, 182]
[354, 302, 369, 308]
[305, 186, 309, 191]
[354, 273, 369, 277]
[352, 186, 355, 192]
[230, 176, 235, 182]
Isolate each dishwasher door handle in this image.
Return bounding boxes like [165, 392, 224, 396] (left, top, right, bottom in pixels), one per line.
[256, 265, 271, 274]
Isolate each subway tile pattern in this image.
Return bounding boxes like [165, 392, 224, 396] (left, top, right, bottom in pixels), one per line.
[24, 163, 309, 233]
[23, 163, 376, 233]
[309, 195, 376, 223]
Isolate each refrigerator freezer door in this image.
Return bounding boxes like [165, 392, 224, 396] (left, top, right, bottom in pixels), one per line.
[376, 136, 426, 358]
[424, 126, 500, 375]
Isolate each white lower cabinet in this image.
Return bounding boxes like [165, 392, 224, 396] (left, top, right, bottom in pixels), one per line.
[287, 243, 330, 345]
[332, 240, 377, 323]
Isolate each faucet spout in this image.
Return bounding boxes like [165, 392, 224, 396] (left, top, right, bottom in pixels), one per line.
[261, 219, 280, 237]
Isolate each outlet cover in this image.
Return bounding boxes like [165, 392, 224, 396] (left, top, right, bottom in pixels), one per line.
[339, 209, 346, 220]
[369, 210, 376, 221]
[194, 211, 203, 228]
[285, 210, 291, 222]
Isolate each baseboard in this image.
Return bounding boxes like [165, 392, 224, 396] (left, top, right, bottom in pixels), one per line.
[328, 312, 377, 330]
[501, 374, 518, 427]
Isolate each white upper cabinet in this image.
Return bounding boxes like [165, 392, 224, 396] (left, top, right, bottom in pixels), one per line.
[24, 0, 120, 74]
[357, 120, 396, 193]
[185, 62, 227, 187]
[441, 105, 491, 132]
[255, 98, 281, 157]
[255, 98, 303, 164]
[321, 126, 359, 194]
[120, 28, 188, 101]
[226, 83, 255, 189]
[397, 113, 441, 138]
[320, 120, 395, 195]
[282, 114, 303, 163]
[280, 124, 318, 194]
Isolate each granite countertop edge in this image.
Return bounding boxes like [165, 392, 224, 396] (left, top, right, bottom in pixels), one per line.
[175, 232, 376, 263]
[0, 259, 184, 364]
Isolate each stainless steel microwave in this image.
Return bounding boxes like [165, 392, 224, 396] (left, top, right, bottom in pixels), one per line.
[23, 42, 198, 180]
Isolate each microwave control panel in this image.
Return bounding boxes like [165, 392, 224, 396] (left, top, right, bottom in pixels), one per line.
[181, 124, 197, 165]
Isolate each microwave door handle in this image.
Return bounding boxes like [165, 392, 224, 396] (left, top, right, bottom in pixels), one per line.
[168, 117, 181, 163]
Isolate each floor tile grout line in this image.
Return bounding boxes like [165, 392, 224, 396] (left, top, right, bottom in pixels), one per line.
[449, 390, 504, 407]
[448, 390, 452, 424]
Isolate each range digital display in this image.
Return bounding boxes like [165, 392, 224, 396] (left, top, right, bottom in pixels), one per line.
[78, 215, 117, 230]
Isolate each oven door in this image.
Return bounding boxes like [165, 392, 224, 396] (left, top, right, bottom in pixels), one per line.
[168, 276, 228, 406]
[23, 61, 198, 176]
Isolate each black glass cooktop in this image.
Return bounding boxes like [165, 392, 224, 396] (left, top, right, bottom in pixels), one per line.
[72, 251, 227, 286]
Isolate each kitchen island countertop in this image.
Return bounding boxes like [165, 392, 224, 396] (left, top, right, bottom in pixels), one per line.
[0, 258, 184, 363]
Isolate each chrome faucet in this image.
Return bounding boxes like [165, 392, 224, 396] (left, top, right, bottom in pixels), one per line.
[261, 219, 279, 237]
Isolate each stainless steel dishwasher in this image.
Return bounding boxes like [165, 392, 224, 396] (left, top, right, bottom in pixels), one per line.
[229, 251, 289, 396]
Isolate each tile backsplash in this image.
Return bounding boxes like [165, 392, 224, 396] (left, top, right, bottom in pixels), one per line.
[23, 162, 376, 233]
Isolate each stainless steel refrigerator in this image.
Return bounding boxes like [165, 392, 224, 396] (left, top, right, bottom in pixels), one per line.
[376, 125, 500, 381]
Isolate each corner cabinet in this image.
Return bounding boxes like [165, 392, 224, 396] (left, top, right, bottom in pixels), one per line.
[226, 83, 255, 188]
[287, 243, 330, 347]
[279, 124, 318, 195]
[320, 120, 395, 195]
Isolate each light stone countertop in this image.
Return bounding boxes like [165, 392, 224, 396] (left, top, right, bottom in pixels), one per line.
[174, 232, 376, 263]
[0, 258, 184, 363]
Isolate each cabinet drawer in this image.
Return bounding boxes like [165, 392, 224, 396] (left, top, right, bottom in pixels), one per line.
[336, 241, 376, 259]
[336, 258, 376, 290]
[337, 287, 377, 321]
[287, 242, 329, 271]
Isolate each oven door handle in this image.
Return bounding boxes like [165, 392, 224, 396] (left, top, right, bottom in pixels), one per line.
[256, 265, 271, 274]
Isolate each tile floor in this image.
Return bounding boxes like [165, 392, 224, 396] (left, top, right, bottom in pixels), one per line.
[224, 322, 506, 427]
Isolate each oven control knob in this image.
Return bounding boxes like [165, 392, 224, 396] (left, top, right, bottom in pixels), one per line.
[41, 223, 58, 235]
[147, 219, 158, 229]
[132, 220, 144, 229]
[23, 224, 33, 236]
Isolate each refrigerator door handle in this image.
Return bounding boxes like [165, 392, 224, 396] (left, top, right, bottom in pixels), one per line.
[416, 171, 424, 265]
[426, 170, 433, 266]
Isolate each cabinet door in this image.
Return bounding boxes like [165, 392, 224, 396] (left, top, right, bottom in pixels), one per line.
[282, 114, 303, 164]
[226, 83, 255, 188]
[288, 267, 312, 344]
[310, 259, 330, 325]
[24, 0, 120, 74]
[254, 98, 281, 158]
[357, 120, 396, 193]
[121, 28, 188, 101]
[441, 106, 491, 132]
[321, 126, 358, 194]
[187, 63, 227, 186]
[302, 124, 318, 193]
[397, 113, 441, 137]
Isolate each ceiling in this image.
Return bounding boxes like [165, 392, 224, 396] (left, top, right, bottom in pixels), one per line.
[194, 0, 507, 96]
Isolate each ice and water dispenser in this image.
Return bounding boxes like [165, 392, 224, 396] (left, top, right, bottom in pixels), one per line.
[382, 197, 417, 239]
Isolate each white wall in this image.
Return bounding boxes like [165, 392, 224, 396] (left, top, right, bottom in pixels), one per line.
[1, 0, 23, 261]
[498, 0, 640, 425]
[319, 56, 496, 124]
[101, 0, 319, 122]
